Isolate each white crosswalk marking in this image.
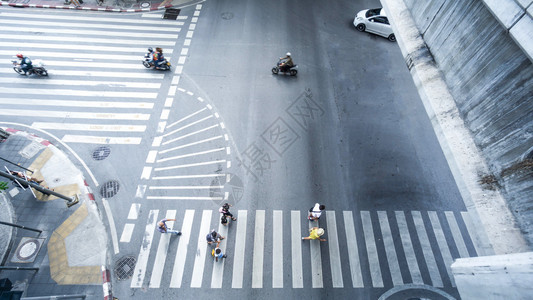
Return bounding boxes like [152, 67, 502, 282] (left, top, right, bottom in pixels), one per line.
[378, 211, 403, 286]
[460, 211, 484, 256]
[445, 211, 470, 258]
[232, 210, 247, 288]
[131, 209, 158, 288]
[343, 211, 364, 288]
[123, 209, 481, 289]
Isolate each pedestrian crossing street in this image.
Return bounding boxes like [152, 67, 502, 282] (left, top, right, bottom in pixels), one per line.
[0, 8, 192, 145]
[123, 208, 483, 289]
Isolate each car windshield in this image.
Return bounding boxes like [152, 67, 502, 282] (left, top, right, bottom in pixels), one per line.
[366, 8, 382, 18]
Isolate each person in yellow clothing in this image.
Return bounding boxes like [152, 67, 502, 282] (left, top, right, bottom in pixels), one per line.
[302, 227, 326, 242]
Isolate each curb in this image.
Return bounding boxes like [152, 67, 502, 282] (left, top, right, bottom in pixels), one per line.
[84, 180, 95, 202]
[102, 266, 112, 300]
[0, 2, 173, 12]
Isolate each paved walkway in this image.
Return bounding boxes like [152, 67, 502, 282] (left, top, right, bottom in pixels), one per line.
[0, 128, 106, 298]
[0, 0, 200, 13]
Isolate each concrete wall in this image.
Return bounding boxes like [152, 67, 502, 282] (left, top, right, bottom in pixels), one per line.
[451, 252, 533, 300]
[402, 0, 533, 245]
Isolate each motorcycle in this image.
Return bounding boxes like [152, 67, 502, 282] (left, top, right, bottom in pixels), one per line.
[142, 53, 171, 71]
[272, 59, 298, 76]
[12, 59, 48, 76]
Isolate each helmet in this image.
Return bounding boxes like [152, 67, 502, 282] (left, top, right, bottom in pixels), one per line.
[148, 47, 153, 52]
[286, 52, 291, 57]
[16, 54, 23, 58]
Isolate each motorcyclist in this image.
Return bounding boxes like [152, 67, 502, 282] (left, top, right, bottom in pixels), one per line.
[153, 47, 166, 69]
[16, 54, 33, 75]
[279, 52, 294, 72]
[145, 47, 154, 65]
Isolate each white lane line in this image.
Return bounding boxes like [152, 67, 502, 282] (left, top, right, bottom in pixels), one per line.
[361, 211, 384, 287]
[0, 34, 176, 46]
[0, 27, 179, 38]
[252, 210, 265, 288]
[395, 211, 424, 285]
[147, 196, 223, 200]
[377, 211, 403, 286]
[412, 211, 443, 287]
[128, 203, 141, 219]
[131, 209, 158, 288]
[162, 124, 220, 146]
[148, 185, 223, 190]
[428, 211, 455, 286]
[0, 78, 161, 89]
[343, 211, 364, 288]
[1, 42, 174, 54]
[33, 123, 146, 132]
[211, 214, 229, 288]
[135, 185, 146, 198]
[0, 12, 185, 25]
[0, 87, 157, 98]
[460, 212, 483, 256]
[162, 115, 214, 137]
[170, 209, 195, 288]
[119, 223, 135, 243]
[272, 210, 283, 288]
[326, 211, 344, 288]
[159, 136, 223, 154]
[0, 19, 181, 32]
[191, 210, 213, 288]
[445, 211, 469, 258]
[232, 210, 247, 288]
[0, 110, 151, 120]
[309, 220, 323, 288]
[290, 211, 303, 288]
[0, 51, 171, 63]
[140, 167, 152, 180]
[153, 159, 226, 172]
[146, 150, 157, 164]
[101, 198, 119, 254]
[166, 108, 207, 129]
[62, 135, 142, 145]
[0, 98, 154, 109]
[157, 148, 226, 163]
[152, 174, 226, 180]
[149, 210, 177, 288]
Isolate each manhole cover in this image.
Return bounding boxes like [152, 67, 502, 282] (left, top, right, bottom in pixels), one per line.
[221, 12, 233, 20]
[93, 146, 111, 161]
[114, 256, 136, 280]
[12, 237, 45, 263]
[100, 180, 119, 198]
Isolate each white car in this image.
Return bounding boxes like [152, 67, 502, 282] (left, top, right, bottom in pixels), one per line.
[353, 8, 396, 42]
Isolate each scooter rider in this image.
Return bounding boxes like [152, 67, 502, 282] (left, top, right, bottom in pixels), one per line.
[153, 47, 166, 69]
[279, 52, 294, 72]
[145, 47, 155, 65]
[16, 54, 33, 75]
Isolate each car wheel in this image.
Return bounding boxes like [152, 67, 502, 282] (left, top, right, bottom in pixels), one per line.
[356, 24, 365, 32]
[388, 34, 396, 42]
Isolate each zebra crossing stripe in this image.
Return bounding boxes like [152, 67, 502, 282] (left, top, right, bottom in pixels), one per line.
[395, 211, 424, 285]
[378, 211, 403, 286]
[149, 210, 176, 288]
[361, 211, 384, 287]
[0, 19, 180, 32]
[0, 98, 154, 109]
[326, 211, 343, 288]
[0, 27, 178, 38]
[232, 210, 247, 288]
[190, 210, 212, 287]
[309, 220, 323, 288]
[33, 123, 146, 132]
[428, 211, 455, 287]
[290, 211, 303, 288]
[0, 87, 158, 99]
[1, 42, 174, 54]
[460, 212, 483, 256]
[119, 223, 135, 243]
[0, 78, 161, 89]
[342, 211, 364, 288]
[411, 211, 443, 287]
[252, 210, 265, 288]
[169, 209, 195, 288]
[211, 215, 228, 288]
[0, 12, 184, 25]
[0, 34, 177, 46]
[272, 210, 283, 288]
[445, 211, 470, 258]
[131, 209, 158, 288]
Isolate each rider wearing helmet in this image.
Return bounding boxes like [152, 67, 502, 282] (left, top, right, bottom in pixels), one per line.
[279, 52, 294, 72]
[16, 54, 33, 75]
[146, 47, 155, 65]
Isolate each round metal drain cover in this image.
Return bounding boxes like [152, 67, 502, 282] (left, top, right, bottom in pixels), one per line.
[100, 180, 120, 198]
[93, 146, 111, 161]
[114, 256, 136, 281]
[16, 240, 38, 260]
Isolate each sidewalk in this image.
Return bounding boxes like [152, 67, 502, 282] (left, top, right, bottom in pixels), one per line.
[0, 0, 200, 13]
[0, 128, 107, 299]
